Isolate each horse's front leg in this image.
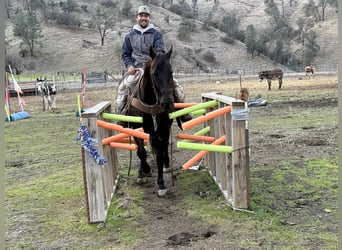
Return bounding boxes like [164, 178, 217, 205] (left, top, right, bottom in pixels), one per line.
[154, 138, 169, 196]
[278, 78, 282, 89]
[134, 137, 151, 181]
[267, 79, 272, 90]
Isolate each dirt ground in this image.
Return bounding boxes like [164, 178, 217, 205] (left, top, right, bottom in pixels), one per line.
[5, 74, 338, 249]
[111, 75, 338, 249]
[132, 83, 338, 250]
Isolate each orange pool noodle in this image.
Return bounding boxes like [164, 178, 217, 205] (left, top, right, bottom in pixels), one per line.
[109, 142, 138, 150]
[183, 135, 226, 170]
[102, 128, 144, 145]
[182, 106, 231, 130]
[174, 102, 198, 108]
[116, 138, 148, 145]
[97, 120, 149, 140]
[176, 133, 215, 143]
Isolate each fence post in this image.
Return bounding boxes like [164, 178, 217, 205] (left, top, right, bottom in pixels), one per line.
[201, 93, 250, 209]
[81, 101, 119, 223]
[231, 101, 250, 209]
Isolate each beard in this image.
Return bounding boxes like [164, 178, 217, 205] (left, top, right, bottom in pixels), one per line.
[138, 20, 149, 28]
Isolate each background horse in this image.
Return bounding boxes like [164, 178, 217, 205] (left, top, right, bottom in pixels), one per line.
[305, 66, 314, 78]
[36, 78, 57, 111]
[258, 68, 283, 90]
[124, 47, 175, 196]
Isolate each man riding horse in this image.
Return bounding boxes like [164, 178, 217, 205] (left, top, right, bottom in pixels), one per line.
[116, 5, 191, 124]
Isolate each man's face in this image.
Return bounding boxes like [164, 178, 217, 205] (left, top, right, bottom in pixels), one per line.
[137, 13, 150, 28]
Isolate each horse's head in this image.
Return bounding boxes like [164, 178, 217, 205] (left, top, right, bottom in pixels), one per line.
[36, 78, 45, 94]
[258, 71, 266, 82]
[146, 46, 174, 112]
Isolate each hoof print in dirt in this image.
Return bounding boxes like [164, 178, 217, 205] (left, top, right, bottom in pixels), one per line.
[166, 232, 197, 246]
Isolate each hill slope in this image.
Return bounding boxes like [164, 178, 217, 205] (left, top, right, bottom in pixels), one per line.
[5, 0, 338, 75]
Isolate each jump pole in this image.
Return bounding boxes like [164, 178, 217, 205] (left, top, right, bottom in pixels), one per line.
[109, 142, 138, 151]
[169, 100, 218, 120]
[182, 135, 226, 170]
[194, 126, 211, 136]
[177, 141, 232, 153]
[102, 113, 143, 123]
[97, 120, 149, 140]
[176, 133, 215, 143]
[181, 106, 231, 130]
[102, 128, 144, 145]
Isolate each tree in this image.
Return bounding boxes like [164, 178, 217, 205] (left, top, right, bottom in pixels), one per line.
[244, 24, 257, 58]
[265, 0, 281, 24]
[271, 40, 290, 64]
[5, 55, 25, 74]
[5, 0, 12, 18]
[60, 0, 78, 13]
[88, 3, 117, 46]
[23, 0, 46, 15]
[304, 30, 320, 65]
[303, 0, 321, 21]
[191, 0, 198, 16]
[13, 10, 43, 56]
[296, 17, 305, 41]
[328, 0, 338, 12]
[122, 0, 132, 17]
[219, 15, 240, 38]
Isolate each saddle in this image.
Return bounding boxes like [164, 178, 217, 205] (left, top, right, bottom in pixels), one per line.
[123, 69, 165, 115]
[123, 69, 144, 93]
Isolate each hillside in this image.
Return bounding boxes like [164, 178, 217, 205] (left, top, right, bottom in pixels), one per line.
[5, 0, 338, 75]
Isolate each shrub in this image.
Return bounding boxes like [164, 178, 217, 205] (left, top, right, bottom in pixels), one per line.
[202, 51, 216, 63]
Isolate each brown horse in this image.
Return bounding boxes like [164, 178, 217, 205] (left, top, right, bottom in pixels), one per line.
[258, 68, 283, 90]
[124, 47, 175, 196]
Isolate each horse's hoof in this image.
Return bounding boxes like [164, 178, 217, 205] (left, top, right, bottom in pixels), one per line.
[143, 171, 152, 177]
[157, 189, 168, 196]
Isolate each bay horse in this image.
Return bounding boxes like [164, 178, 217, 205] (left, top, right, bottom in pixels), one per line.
[123, 47, 175, 196]
[258, 68, 283, 90]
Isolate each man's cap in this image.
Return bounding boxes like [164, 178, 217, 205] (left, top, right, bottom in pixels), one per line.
[138, 5, 150, 15]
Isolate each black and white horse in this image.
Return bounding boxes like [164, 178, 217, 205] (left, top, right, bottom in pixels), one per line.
[36, 78, 57, 111]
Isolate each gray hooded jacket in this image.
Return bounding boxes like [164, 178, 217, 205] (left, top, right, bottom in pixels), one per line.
[121, 23, 164, 69]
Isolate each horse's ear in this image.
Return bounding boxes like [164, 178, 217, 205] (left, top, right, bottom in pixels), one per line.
[166, 46, 173, 59]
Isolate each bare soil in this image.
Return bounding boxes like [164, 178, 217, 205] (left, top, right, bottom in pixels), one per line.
[5, 75, 338, 249]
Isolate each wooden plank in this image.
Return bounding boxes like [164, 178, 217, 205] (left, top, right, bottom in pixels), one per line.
[225, 108, 233, 202]
[81, 101, 119, 223]
[231, 103, 250, 209]
[219, 103, 227, 191]
[82, 116, 106, 223]
[201, 92, 245, 106]
[81, 101, 111, 118]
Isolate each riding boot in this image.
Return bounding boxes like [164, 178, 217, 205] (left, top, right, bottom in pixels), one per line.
[173, 78, 192, 122]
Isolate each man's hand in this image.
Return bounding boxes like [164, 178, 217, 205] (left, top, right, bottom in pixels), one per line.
[127, 66, 136, 75]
